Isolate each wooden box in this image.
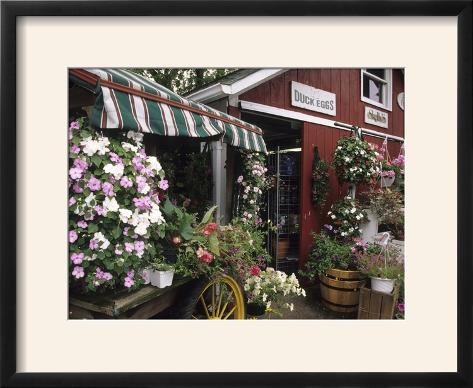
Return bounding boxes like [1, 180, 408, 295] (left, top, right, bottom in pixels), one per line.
[357, 285, 399, 319]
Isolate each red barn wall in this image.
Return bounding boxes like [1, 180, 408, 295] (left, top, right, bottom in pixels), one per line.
[238, 69, 405, 267]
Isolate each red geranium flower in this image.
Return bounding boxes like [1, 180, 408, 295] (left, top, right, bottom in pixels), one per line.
[250, 265, 261, 276]
[203, 223, 218, 236]
[196, 247, 214, 264]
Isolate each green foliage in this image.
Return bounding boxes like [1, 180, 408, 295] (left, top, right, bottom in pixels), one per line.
[129, 68, 236, 95]
[300, 232, 356, 280]
[162, 199, 197, 241]
[311, 146, 330, 208]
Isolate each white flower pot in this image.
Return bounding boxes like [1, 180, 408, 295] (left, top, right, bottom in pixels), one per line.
[149, 270, 174, 288]
[380, 175, 395, 188]
[370, 277, 395, 294]
[361, 209, 379, 244]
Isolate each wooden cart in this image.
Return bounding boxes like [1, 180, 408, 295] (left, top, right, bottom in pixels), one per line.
[69, 275, 245, 320]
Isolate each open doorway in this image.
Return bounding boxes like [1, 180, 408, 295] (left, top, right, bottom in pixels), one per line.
[241, 112, 302, 273]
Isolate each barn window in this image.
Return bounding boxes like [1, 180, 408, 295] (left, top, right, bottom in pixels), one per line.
[360, 69, 392, 111]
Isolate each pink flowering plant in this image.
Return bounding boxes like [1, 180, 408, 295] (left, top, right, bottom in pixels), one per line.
[235, 151, 269, 225]
[332, 136, 379, 185]
[326, 196, 367, 240]
[68, 118, 168, 293]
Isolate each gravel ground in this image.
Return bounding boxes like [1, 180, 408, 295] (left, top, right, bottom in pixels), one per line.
[255, 283, 357, 320]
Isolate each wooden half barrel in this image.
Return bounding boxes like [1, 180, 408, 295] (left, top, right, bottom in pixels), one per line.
[319, 269, 366, 313]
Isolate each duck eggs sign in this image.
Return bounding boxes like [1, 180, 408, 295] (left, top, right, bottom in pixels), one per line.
[291, 81, 336, 116]
[364, 106, 388, 128]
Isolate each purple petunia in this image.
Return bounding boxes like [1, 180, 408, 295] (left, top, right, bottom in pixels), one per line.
[72, 266, 84, 279]
[73, 158, 88, 171]
[77, 220, 88, 228]
[69, 197, 77, 206]
[88, 176, 101, 191]
[69, 230, 78, 243]
[134, 240, 145, 254]
[69, 167, 83, 180]
[89, 239, 99, 250]
[120, 176, 133, 188]
[70, 252, 84, 265]
[69, 121, 80, 130]
[109, 152, 122, 164]
[72, 183, 83, 193]
[70, 144, 80, 154]
[124, 242, 134, 253]
[158, 179, 169, 191]
[102, 182, 114, 197]
[133, 196, 152, 210]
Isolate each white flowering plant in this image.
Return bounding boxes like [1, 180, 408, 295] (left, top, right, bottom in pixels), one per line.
[243, 267, 306, 315]
[326, 196, 367, 240]
[332, 136, 379, 185]
[68, 118, 168, 293]
[235, 151, 269, 225]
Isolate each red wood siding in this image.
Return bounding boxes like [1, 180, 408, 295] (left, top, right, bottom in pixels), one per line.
[238, 69, 404, 268]
[240, 69, 405, 138]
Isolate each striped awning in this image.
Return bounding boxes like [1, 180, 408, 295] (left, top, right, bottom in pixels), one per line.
[69, 68, 267, 153]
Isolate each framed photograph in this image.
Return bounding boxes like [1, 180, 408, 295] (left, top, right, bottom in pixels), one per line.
[1, 1, 471, 387]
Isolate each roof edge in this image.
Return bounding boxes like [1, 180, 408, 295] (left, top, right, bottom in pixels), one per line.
[186, 69, 287, 103]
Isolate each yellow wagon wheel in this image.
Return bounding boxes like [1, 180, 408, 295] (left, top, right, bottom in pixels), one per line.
[192, 274, 245, 320]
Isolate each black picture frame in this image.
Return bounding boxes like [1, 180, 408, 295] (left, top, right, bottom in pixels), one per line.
[1, 1, 472, 387]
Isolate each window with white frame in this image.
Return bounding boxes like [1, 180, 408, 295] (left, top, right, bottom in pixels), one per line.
[360, 69, 392, 111]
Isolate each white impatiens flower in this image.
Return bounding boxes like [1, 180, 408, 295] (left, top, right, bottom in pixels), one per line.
[103, 163, 124, 179]
[119, 208, 133, 223]
[121, 142, 138, 153]
[149, 204, 165, 225]
[80, 137, 110, 156]
[137, 182, 151, 195]
[127, 130, 144, 143]
[146, 156, 163, 174]
[84, 192, 96, 207]
[93, 232, 110, 250]
[350, 208, 356, 214]
[103, 197, 119, 213]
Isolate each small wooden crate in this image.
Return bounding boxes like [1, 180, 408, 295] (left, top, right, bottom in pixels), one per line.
[357, 285, 399, 319]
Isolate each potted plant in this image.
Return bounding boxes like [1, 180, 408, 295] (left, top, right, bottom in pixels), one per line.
[357, 239, 404, 294]
[147, 257, 175, 288]
[365, 188, 404, 251]
[243, 267, 306, 318]
[300, 232, 366, 313]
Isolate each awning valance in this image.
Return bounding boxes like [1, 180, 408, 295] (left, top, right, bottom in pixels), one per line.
[69, 68, 267, 153]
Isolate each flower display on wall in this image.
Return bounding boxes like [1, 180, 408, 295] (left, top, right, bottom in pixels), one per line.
[68, 118, 167, 293]
[235, 151, 269, 224]
[332, 136, 379, 185]
[325, 196, 367, 240]
[311, 146, 330, 208]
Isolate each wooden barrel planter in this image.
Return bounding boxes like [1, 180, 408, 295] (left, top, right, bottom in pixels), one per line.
[319, 269, 366, 313]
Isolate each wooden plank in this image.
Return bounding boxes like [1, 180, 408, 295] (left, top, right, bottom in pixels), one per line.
[379, 285, 399, 319]
[368, 291, 383, 319]
[69, 277, 190, 317]
[340, 69, 351, 123]
[69, 304, 96, 319]
[357, 288, 371, 319]
[126, 288, 179, 319]
[269, 73, 285, 108]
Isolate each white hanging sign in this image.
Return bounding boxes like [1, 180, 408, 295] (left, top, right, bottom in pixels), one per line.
[364, 106, 388, 128]
[291, 81, 336, 116]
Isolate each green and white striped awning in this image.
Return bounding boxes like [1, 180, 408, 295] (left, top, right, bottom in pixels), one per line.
[69, 68, 267, 153]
